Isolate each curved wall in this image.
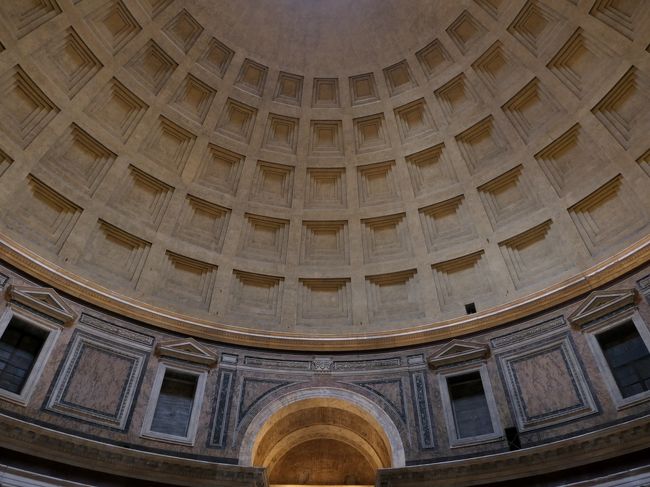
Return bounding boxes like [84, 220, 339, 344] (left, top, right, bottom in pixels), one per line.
[0, 262, 650, 486]
[1, 1, 650, 484]
[0, 0, 648, 349]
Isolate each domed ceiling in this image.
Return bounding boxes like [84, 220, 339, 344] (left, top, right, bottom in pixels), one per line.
[0, 0, 648, 349]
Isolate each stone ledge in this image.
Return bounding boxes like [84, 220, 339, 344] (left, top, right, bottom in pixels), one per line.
[0, 413, 267, 487]
[377, 415, 650, 486]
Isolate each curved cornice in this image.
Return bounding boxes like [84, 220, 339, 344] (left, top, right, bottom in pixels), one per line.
[2, 232, 648, 351]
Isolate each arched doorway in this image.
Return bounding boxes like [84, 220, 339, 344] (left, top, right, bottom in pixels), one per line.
[240, 388, 404, 486]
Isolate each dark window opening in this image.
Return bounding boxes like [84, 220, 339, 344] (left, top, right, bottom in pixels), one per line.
[465, 303, 477, 314]
[150, 370, 198, 437]
[597, 321, 650, 398]
[447, 371, 493, 438]
[505, 426, 521, 451]
[0, 317, 47, 394]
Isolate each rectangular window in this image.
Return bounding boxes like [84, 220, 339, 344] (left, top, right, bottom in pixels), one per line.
[0, 308, 60, 406]
[0, 317, 47, 394]
[597, 321, 650, 399]
[150, 370, 198, 437]
[447, 371, 493, 438]
[141, 363, 207, 445]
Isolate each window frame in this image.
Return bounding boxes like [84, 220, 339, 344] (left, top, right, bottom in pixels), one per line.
[584, 308, 650, 410]
[437, 362, 502, 447]
[0, 306, 61, 406]
[140, 361, 207, 445]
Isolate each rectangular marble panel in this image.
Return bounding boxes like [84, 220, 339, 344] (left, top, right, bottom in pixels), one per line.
[495, 333, 598, 431]
[44, 327, 150, 430]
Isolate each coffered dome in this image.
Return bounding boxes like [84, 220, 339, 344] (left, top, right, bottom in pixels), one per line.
[0, 0, 648, 350]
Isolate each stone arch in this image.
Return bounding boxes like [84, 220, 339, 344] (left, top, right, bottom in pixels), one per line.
[239, 386, 406, 484]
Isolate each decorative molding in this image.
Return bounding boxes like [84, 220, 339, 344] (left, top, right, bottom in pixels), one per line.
[354, 114, 389, 154]
[435, 73, 480, 121]
[361, 213, 412, 263]
[156, 337, 217, 365]
[501, 78, 562, 142]
[298, 278, 351, 326]
[383, 60, 417, 96]
[125, 40, 177, 95]
[243, 356, 311, 371]
[366, 269, 424, 323]
[0, 413, 267, 486]
[419, 195, 476, 252]
[312, 78, 339, 107]
[0, 148, 12, 178]
[37, 124, 116, 197]
[495, 332, 598, 431]
[432, 250, 492, 311]
[162, 8, 203, 53]
[428, 339, 489, 368]
[406, 143, 458, 197]
[0, 65, 59, 149]
[490, 316, 566, 350]
[209, 369, 236, 448]
[568, 288, 638, 328]
[155, 251, 217, 311]
[446, 10, 486, 55]
[581, 309, 650, 410]
[215, 98, 257, 143]
[357, 160, 399, 206]
[592, 67, 650, 150]
[6, 285, 75, 325]
[85, 78, 147, 143]
[274, 72, 303, 105]
[195, 144, 243, 195]
[333, 358, 401, 371]
[78, 313, 154, 346]
[0, 233, 648, 351]
[508, 0, 565, 58]
[140, 0, 173, 18]
[312, 358, 333, 373]
[436, 362, 503, 447]
[44, 27, 102, 98]
[349, 73, 378, 105]
[86, 0, 141, 55]
[198, 37, 234, 78]
[170, 74, 216, 124]
[410, 370, 435, 449]
[416, 39, 452, 79]
[394, 98, 435, 142]
[309, 120, 343, 157]
[590, 0, 646, 40]
[378, 415, 650, 486]
[141, 116, 196, 175]
[262, 114, 298, 154]
[304, 168, 347, 209]
[0, 0, 61, 39]
[638, 274, 650, 303]
[45, 329, 149, 430]
[235, 59, 268, 96]
[455, 115, 509, 175]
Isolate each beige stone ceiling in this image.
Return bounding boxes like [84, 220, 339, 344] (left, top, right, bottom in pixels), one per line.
[190, 0, 451, 73]
[0, 0, 648, 348]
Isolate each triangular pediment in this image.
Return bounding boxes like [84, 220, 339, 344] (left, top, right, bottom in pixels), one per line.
[156, 338, 217, 365]
[6, 285, 76, 325]
[428, 339, 489, 368]
[568, 288, 637, 327]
